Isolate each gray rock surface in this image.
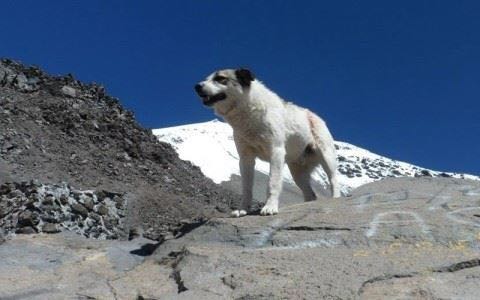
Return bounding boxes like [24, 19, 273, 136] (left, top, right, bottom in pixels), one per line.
[153, 177, 480, 299]
[1, 177, 479, 299]
[0, 232, 174, 299]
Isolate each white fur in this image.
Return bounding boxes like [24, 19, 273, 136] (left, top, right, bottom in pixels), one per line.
[196, 69, 340, 217]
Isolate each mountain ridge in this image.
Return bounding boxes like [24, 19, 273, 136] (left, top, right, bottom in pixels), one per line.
[154, 119, 479, 198]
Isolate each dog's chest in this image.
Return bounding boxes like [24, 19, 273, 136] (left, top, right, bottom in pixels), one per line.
[234, 124, 273, 159]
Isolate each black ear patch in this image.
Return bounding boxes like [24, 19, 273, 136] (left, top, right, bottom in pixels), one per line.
[235, 68, 255, 87]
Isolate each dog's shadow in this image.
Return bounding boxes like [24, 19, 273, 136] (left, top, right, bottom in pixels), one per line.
[248, 208, 263, 216]
[130, 242, 162, 256]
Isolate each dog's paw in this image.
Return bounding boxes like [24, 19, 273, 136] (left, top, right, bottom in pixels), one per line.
[260, 204, 278, 216]
[231, 210, 247, 218]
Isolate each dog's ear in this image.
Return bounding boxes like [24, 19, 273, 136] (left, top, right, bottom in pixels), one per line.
[235, 68, 255, 87]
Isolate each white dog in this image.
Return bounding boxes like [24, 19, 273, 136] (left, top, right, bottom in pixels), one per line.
[195, 68, 340, 217]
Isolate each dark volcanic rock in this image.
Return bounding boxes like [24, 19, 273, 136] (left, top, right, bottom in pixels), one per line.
[71, 203, 89, 218]
[18, 210, 36, 227]
[0, 181, 127, 239]
[42, 223, 60, 233]
[15, 226, 36, 234]
[0, 58, 241, 240]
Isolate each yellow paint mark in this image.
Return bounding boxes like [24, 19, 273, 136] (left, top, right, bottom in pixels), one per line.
[381, 242, 404, 255]
[449, 240, 469, 251]
[414, 241, 433, 249]
[85, 252, 106, 261]
[353, 250, 369, 257]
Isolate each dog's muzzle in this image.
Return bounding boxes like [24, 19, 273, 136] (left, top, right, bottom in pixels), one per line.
[202, 92, 226, 106]
[194, 84, 227, 107]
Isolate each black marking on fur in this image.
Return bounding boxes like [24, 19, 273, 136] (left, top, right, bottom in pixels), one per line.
[235, 68, 255, 87]
[213, 74, 228, 84]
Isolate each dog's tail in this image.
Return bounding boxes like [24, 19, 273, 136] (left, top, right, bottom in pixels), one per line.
[306, 110, 335, 154]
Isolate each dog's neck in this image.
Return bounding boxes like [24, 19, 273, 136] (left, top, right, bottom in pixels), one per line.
[215, 80, 280, 126]
[213, 98, 238, 118]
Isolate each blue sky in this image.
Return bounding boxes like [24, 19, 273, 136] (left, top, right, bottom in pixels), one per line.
[1, 1, 479, 175]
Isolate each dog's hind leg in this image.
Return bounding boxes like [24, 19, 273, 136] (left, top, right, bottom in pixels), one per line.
[261, 146, 285, 216]
[231, 154, 256, 217]
[288, 162, 316, 202]
[307, 111, 341, 198]
[318, 154, 341, 198]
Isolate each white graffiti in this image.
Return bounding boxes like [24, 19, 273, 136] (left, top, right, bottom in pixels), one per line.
[428, 195, 451, 210]
[352, 191, 407, 212]
[353, 194, 372, 212]
[457, 185, 475, 191]
[465, 189, 480, 197]
[250, 184, 480, 250]
[446, 207, 480, 227]
[365, 211, 431, 238]
[455, 185, 480, 197]
[251, 218, 285, 247]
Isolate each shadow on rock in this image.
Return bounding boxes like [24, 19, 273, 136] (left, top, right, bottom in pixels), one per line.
[130, 242, 163, 257]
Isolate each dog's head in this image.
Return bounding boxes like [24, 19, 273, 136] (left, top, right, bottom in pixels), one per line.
[194, 68, 255, 107]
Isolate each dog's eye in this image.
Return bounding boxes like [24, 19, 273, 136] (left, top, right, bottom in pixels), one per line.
[214, 76, 228, 84]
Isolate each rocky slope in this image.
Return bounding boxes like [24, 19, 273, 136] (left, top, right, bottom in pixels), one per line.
[0, 59, 241, 240]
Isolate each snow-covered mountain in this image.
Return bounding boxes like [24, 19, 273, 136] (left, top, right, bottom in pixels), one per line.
[153, 119, 479, 196]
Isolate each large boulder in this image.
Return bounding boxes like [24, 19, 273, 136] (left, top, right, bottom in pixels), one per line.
[1, 177, 479, 299]
[152, 177, 480, 299]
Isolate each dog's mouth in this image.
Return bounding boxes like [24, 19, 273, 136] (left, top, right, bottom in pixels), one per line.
[201, 92, 227, 106]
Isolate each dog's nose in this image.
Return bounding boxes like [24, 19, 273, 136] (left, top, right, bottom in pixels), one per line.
[194, 83, 203, 94]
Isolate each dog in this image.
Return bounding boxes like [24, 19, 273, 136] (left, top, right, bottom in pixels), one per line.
[195, 68, 340, 217]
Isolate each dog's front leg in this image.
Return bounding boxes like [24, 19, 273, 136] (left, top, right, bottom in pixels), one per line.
[231, 155, 255, 217]
[261, 146, 285, 216]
